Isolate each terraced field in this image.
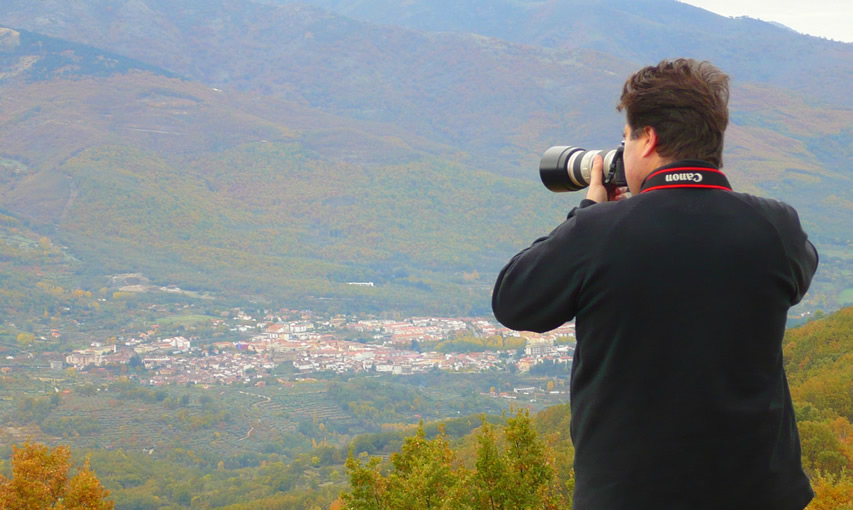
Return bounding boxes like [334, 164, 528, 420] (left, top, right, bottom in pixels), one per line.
[1, 371, 550, 468]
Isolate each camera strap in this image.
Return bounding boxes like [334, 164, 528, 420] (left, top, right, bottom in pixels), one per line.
[640, 166, 732, 194]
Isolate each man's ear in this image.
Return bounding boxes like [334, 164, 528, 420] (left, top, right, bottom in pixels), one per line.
[641, 126, 658, 158]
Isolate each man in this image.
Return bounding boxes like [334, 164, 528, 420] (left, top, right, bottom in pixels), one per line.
[492, 59, 818, 509]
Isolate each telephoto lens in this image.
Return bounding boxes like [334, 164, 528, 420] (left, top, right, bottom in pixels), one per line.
[539, 145, 625, 192]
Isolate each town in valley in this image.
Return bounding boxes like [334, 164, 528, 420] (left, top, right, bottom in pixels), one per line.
[42, 308, 576, 389]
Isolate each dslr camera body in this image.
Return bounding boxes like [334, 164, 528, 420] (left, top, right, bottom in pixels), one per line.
[539, 144, 627, 192]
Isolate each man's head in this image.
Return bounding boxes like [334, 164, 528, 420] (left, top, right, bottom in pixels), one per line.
[617, 59, 730, 191]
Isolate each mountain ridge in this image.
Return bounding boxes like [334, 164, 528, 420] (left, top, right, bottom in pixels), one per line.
[255, 0, 853, 108]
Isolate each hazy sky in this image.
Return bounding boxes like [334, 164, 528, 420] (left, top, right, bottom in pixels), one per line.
[679, 0, 853, 43]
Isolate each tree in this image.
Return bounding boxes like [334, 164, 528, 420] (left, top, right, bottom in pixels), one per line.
[342, 454, 388, 510]
[501, 407, 559, 509]
[16, 332, 35, 347]
[808, 472, 853, 510]
[0, 441, 114, 510]
[469, 419, 508, 509]
[799, 420, 850, 478]
[128, 354, 143, 369]
[386, 425, 458, 509]
[341, 408, 565, 509]
[342, 424, 458, 510]
[39, 236, 54, 252]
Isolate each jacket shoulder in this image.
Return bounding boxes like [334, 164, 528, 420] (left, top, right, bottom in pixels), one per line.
[727, 192, 803, 229]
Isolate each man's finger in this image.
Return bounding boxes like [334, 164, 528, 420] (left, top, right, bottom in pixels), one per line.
[590, 154, 603, 185]
[585, 154, 608, 203]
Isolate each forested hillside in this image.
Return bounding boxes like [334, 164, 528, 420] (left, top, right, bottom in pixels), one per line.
[0, 0, 851, 318]
[784, 306, 853, 497]
[0, 73, 566, 316]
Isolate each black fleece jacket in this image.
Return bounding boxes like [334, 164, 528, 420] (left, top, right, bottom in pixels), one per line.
[492, 161, 818, 510]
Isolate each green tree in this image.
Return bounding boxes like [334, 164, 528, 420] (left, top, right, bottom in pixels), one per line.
[469, 419, 508, 509]
[341, 408, 564, 509]
[470, 407, 563, 510]
[343, 424, 458, 510]
[799, 421, 849, 478]
[342, 454, 388, 510]
[502, 407, 555, 507]
[386, 425, 458, 509]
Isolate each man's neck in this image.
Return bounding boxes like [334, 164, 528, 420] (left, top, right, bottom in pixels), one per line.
[637, 155, 672, 185]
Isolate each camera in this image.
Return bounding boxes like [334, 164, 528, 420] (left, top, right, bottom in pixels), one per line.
[539, 144, 626, 192]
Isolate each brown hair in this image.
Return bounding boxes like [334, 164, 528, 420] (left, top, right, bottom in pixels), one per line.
[617, 58, 730, 167]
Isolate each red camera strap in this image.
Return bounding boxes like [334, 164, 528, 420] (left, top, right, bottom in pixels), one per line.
[640, 167, 732, 194]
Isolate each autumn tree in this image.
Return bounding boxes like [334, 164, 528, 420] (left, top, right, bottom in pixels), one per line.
[387, 426, 458, 509]
[342, 454, 389, 510]
[462, 408, 565, 510]
[15, 332, 35, 347]
[807, 473, 853, 510]
[343, 424, 459, 510]
[0, 441, 113, 510]
[341, 408, 566, 509]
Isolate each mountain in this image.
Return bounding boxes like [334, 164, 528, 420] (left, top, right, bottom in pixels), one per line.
[0, 70, 566, 314]
[0, 0, 644, 176]
[258, 0, 853, 108]
[5, 1, 852, 170]
[0, 27, 582, 314]
[0, 1, 851, 317]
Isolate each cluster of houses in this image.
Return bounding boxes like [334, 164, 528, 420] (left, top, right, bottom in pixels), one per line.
[62, 312, 576, 385]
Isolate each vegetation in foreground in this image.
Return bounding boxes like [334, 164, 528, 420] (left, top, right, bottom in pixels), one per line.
[0, 442, 113, 509]
[1, 306, 851, 509]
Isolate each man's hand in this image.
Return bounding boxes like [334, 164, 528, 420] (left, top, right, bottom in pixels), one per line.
[585, 154, 608, 203]
[585, 154, 628, 203]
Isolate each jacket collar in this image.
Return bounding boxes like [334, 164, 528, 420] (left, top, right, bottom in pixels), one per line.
[640, 160, 732, 194]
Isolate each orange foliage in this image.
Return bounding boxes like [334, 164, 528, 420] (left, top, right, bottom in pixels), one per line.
[0, 442, 113, 510]
[807, 473, 853, 510]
